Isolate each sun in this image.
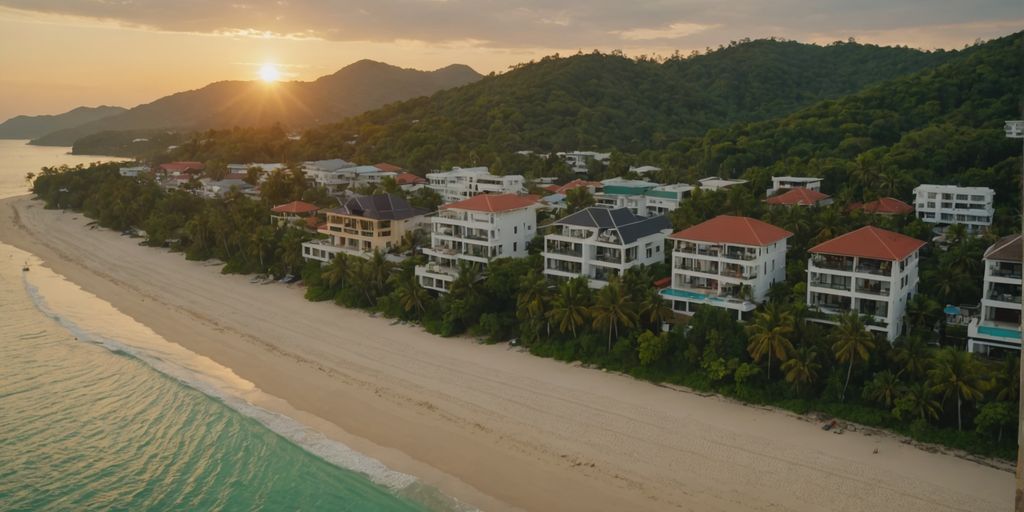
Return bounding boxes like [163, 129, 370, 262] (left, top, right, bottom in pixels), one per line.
[259, 63, 281, 82]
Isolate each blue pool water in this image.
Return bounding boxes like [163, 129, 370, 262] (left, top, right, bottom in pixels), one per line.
[978, 325, 1021, 340]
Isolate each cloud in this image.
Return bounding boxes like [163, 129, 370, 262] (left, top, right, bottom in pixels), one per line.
[0, 0, 1019, 51]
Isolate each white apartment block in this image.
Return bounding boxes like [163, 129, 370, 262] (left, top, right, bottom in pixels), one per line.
[644, 183, 694, 216]
[968, 234, 1022, 352]
[767, 176, 822, 196]
[661, 215, 792, 321]
[593, 178, 692, 217]
[558, 151, 611, 174]
[119, 166, 149, 177]
[697, 176, 748, 191]
[912, 184, 994, 232]
[806, 226, 925, 341]
[543, 207, 671, 289]
[416, 194, 538, 293]
[425, 167, 526, 204]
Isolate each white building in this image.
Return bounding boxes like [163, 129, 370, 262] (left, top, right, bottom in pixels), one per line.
[968, 234, 1022, 352]
[644, 183, 694, 216]
[415, 194, 539, 293]
[543, 207, 671, 289]
[629, 165, 662, 176]
[912, 184, 995, 232]
[697, 177, 748, 192]
[661, 215, 792, 321]
[558, 151, 611, 174]
[806, 226, 925, 341]
[766, 176, 822, 196]
[119, 166, 149, 177]
[425, 167, 526, 204]
[594, 178, 658, 215]
[303, 159, 357, 192]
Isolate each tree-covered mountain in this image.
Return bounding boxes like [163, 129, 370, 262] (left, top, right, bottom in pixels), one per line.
[30, 60, 482, 147]
[0, 105, 126, 140]
[294, 38, 959, 168]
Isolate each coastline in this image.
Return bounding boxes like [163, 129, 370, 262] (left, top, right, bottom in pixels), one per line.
[0, 194, 1014, 512]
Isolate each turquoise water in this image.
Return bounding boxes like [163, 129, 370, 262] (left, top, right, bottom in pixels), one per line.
[659, 288, 726, 302]
[0, 141, 446, 512]
[978, 325, 1021, 340]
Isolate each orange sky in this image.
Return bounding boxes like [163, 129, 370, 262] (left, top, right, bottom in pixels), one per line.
[0, 4, 1020, 121]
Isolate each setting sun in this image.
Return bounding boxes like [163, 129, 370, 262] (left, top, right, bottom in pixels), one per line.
[258, 63, 280, 82]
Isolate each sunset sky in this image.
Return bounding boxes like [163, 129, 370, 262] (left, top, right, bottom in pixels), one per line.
[0, 1, 1019, 121]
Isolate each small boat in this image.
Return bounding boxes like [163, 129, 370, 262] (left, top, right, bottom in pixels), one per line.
[22, 262, 30, 272]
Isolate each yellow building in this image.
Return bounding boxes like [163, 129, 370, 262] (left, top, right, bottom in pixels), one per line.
[304, 194, 429, 261]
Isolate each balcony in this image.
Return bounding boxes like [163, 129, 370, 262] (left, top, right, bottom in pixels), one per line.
[681, 262, 719, 274]
[595, 251, 622, 263]
[856, 262, 892, 276]
[856, 283, 891, 297]
[721, 266, 756, 279]
[724, 249, 757, 261]
[987, 289, 1023, 304]
[990, 264, 1023, 280]
[809, 279, 851, 291]
[546, 243, 582, 257]
[811, 255, 854, 272]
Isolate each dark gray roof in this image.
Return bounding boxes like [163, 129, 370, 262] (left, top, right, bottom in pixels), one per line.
[553, 207, 671, 245]
[985, 234, 1023, 262]
[328, 194, 429, 220]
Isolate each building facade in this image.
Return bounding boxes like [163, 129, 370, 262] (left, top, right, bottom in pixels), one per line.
[415, 194, 538, 293]
[968, 234, 1022, 352]
[302, 194, 428, 262]
[766, 176, 822, 196]
[912, 184, 995, 232]
[542, 207, 671, 288]
[425, 167, 526, 204]
[806, 226, 925, 341]
[661, 215, 792, 321]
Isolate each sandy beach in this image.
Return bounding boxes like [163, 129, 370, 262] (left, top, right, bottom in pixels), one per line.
[0, 194, 1014, 512]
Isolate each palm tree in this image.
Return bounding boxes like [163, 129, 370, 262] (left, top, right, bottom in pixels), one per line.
[638, 287, 673, 331]
[904, 294, 940, 336]
[894, 382, 942, 422]
[944, 223, 968, 247]
[745, 303, 795, 380]
[928, 347, 986, 431]
[831, 312, 876, 401]
[547, 277, 591, 338]
[878, 166, 909, 197]
[781, 345, 821, 392]
[891, 335, 932, 378]
[322, 253, 351, 291]
[393, 275, 430, 316]
[813, 207, 843, 244]
[994, 355, 1020, 403]
[591, 277, 638, 351]
[863, 370, 902, 407]
[924, 262, 967, 303]
[516, 271, 551, 337]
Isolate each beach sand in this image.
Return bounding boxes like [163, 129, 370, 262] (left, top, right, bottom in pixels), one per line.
[0, 194, 1014, 512]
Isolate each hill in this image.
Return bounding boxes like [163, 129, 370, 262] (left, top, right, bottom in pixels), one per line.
[293, 38, 957, 169]
[30, 60, 482, 147]
[0, 106, 126, 140]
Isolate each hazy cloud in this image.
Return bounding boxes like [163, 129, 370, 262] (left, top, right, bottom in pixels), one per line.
[0, 0, 1019, 50]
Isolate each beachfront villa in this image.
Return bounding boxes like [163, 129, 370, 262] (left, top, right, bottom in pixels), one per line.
[425, 167, 526, 203]
[542, 207, 671, 289]
[302, 194, 429, 262]
[415, 194, 539, 293]
[968, 234, 1022, 352]
[912, 184, 995, 233]
[271, 200, 320, 226]
[765, 187, 833, 207]
[806, 226, 925, 341]
[766, 176, 822, 196]
[661, 215, 792, 321]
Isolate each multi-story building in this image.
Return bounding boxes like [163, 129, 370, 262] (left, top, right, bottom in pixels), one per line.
[766, 176, 822, 196]
[594, 178, 658, 215]
[558, 151, 611, 174]
[644, 183, 695, 216]
[968, 234, 1022, 352]
[415, 194, 539, 293]
[696, 176, 748, 192]
[661, 215, 792, 321]
[425, 167, 526, 203]
[806, 226, 925, 341]
[765, 188, 832, 207]
[119, 165, 149, 177]
[912, 184, 995, 232]
[302, 194, 429, 262]
[542, 207, 671, 288]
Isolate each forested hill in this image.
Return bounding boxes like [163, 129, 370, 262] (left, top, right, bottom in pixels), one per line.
[0, 105, 126, 140]
[295, 38, 957, 168]
[30, 60, 482, 147]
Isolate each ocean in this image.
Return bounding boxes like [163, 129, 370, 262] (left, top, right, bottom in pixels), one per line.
[0, 141, 454, 511]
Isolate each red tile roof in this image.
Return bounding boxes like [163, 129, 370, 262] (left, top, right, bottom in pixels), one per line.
[159, 161, 205, 173]
[851, 197, 913, 215]
[271, 200, 320, 214]
[373, 162, 404, 173]
[669, 215, 793, 246]
[395, 172, 426, 185]
[809, 226, 925, 261]
[765, 188, 830, 206]
[653, 276, 671, 289]
[553, 179, 602, 194]
[542, 184, 560, 193]
[303, 216, 323, 230]
[442, 193, 539, 213]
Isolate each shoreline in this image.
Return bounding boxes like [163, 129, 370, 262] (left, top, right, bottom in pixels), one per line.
[0, 194, 1015, 511]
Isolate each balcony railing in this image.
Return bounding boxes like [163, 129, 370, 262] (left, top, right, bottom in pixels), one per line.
[721, 267, 756, 279]
[811, 256, 854, 272]
[856, 263, 892, 276]
[856, 285, 891, 296]
[681, 263, 719, 274]
[724, 250, 757, 261]
[990, 265, 1023, 279]
[988, 290, 1023, 303]
[595, 252, 622, 263]
[810, 280, 850, 291]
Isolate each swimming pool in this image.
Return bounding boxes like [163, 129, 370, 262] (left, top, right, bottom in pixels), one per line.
[978, 325, 1021, 340]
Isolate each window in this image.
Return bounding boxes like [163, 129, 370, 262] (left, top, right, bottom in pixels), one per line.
[514, 226, 518, 234]
[513, 242, 518, 252]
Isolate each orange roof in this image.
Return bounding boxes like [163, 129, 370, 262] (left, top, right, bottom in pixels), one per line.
[852, 197, 913, 215]
[653, 276, 671, 289]
[159, 161, 205, 173]
[554, 179, 602, 194]
[809, 226, 925, 261]
[271, 200, 320, 214]
[442, 193, 539, 213]
[669, 215, 793, 246]
[542, 184, 560, 193]
[766, 188, 830, 206]
[395, 172, 426, 185]
[374, 162, 404, 173]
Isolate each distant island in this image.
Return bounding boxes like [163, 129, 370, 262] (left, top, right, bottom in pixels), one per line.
[0, 106, 126, 140]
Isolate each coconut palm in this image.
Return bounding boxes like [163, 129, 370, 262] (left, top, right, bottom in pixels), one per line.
[944, 223, 969, 247]
[878, 166, 910, 197]
[863, 370, 902, 407]
[591, 277, 638, 351]
[928, 347, 987, 431]
[745, 303, 795, 380]
[904, 294, 940, 336]
[638, 287, 673, 331]
[891, 335, 932, 378]
[392, 275, 430, 316]
[994, 355, 1020, 403]
[831, 312, 876, 401]
[547, 277, 591, 338]
[322, 253, 352, 290]
[516, 270, 551, 337]
[781, 344, 821, 392]
[893, 382, 942, 422]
